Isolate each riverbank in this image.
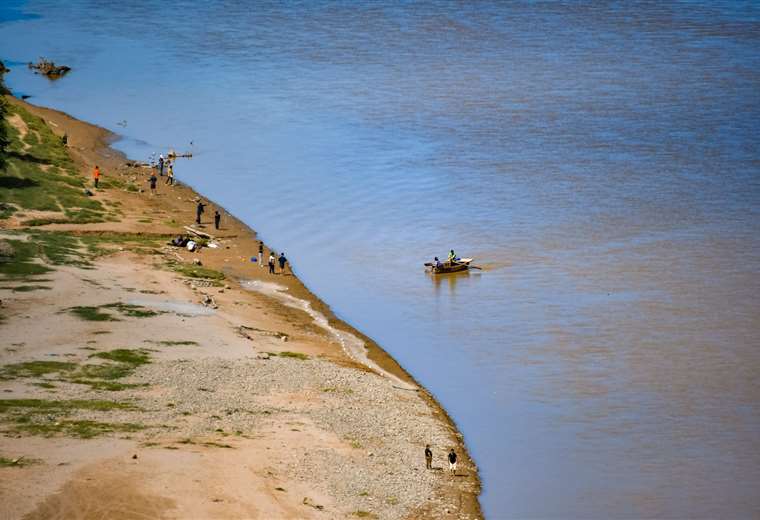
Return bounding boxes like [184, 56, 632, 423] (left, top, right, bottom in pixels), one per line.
[0, 96, 481, 519]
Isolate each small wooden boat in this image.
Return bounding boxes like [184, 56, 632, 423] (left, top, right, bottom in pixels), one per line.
[424, 257, 473, 274]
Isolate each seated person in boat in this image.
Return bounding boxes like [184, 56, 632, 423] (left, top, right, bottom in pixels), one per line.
[448, 250, 457, 263]
[434, 256, 443, 269]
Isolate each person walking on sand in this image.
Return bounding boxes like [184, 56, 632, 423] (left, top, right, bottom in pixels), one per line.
[165, 164, 174, 185]
[158, 154, 164, 176]
[214, 210, 221, 230]
[149, 171, 157, 195]
[448, 449, 457, 475]
[196, 201, 206, 225]
[278, 252, 287, 274]
[425, 444, 433, 470]
[92, 165, 101, 188]
[268, 252, 276, 274]
[258, 241, 264, 267]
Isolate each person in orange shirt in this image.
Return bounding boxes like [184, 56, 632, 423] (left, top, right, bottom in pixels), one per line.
[93, 165, 101, 188]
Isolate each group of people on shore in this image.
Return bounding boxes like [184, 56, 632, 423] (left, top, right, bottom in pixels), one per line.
[425, 445, 458, 475]
[194, 201, 222, 230]
[149, 153, 176, 194]
[255, 240, 288, 275]
[92, 159, 291, 276]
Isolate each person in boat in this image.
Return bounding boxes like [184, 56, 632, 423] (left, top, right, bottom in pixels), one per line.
[434, 257, 442, 269]
[448, 250, 457, 264]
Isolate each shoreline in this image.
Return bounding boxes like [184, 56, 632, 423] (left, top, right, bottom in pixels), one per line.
[1, 94, 482, 519]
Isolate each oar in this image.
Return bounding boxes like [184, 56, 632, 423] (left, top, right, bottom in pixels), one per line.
[468, 265, 483, 270]
[423, 262, 433, 267]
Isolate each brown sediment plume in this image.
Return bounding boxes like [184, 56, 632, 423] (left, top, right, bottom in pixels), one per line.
[0, 95, 482, 520]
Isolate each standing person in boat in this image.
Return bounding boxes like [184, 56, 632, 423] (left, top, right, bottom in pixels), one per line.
[448, 250, 457, 264]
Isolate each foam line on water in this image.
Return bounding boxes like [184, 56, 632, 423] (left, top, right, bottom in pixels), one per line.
[242, 280, 415, 390]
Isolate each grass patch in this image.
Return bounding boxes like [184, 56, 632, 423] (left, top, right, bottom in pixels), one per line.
[101, 302, 162, 318]
[67, 302, 161, 321]
[10, 284, 51, 292]
[353, 512, 377, 519]
[168, 261, 225, 281]
[68, 379, 143, 391]
[67, 306, 119, 322]
[0, 239, 52, 279]
[0, 456, 41, 467]
[75, 363, 132, 380]
[31, 382, 57, 389]
[152, 340, 198, 346]
[0, 104, 111, 224]
[0, 398, 137, 413]
[1, 350, 151, 391]
[91, 349, 150, 366]
[0, 361, 76, 380]
[202, 441, 233, 449]
[11, 419, 144, 439]
[272, 351, 309, 361]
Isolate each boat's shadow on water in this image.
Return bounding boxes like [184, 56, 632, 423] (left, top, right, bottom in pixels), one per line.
[428, 269, 481, 295]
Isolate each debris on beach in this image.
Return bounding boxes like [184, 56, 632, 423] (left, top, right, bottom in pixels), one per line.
[28, 57, 71, 78]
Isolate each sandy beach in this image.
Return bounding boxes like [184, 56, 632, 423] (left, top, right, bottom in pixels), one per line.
[0, 95, 481, 519]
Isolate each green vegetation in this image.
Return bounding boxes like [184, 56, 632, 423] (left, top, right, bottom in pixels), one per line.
[0, 398, 137, 413]
[271, 351, 309, 361]
[68, 305, 119, 321]
[0, 398, 141, 438]
[0, 456, 41, 467]
[101, 302, 162, 318]
[151, 340, 198, 346]
[0, 87, 9, 171]
[10, 284, 51, 292]
[322, 387, 353, 394]
[32, 381, 57, 389]
[0, 210, 164, 289]
[91, 348, 150, 366]
[353, 512, 376, 519]
[168, 260, 225, 281]
[67, 302, 162, 321]
[68, 379, 142, 391]
[0, 361, 76, 380]
[203, 441, 233, 449]
[0, 238, 53, 279]
[0, 349, 151, 392]
[0, 104, 112, 223]
[12, 419, 144, 439]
